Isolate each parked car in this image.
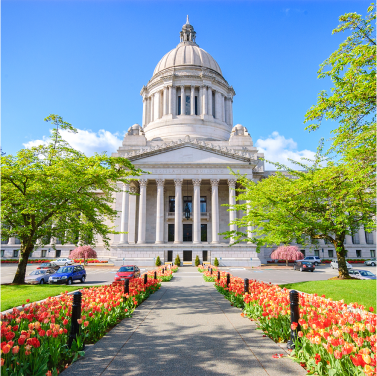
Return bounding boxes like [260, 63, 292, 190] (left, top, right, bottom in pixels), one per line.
[25, 269, 56, 284]
[51, 258, 73, 266]
[48, 265, 86, 285]
[300, 256, 322, 266]
[293, 260, 315, 272]
[37, 262, 60, 271]
[348, 269, 376, 280]
[364, 258, 376, 266]
[330, 259, 353, 269]
[114, 265, 141, 282]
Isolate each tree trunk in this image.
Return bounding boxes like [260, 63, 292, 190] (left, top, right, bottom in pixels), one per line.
[286, 259, 288, 267]
[12, 243, 33, 284]
[335, 241, 350, 279]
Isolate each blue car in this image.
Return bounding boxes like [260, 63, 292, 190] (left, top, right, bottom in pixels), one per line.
[48, 265, 86, 285]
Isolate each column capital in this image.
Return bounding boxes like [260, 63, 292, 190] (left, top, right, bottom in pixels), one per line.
[228, 179, 237, 188]
[192, 179, 202, 186]
[129, 185, 138, 194]
[174, 178, 183, 187]
[139, 179, 148, 187]
[156, 179, 165, 187]
[210, 179, 220, 187]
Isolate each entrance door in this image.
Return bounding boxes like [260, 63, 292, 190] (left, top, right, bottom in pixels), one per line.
[202, 250, 208, 262]
[167, 250, 173, 262]
[183, 251, 192, 262]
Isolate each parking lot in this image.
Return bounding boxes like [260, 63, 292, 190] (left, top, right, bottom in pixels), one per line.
[1, 263, 375, 286]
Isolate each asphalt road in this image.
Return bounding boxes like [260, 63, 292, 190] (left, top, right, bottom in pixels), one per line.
[1, 263, 375, 286]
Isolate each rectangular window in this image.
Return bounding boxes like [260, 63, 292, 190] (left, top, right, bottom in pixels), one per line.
[201, 224, 207, 242]
[13, 250, 19, 258]
[324, 238, 329, 244]
[168, 224, 174, 242]
[314, 250, 319, 257]
[169, 196, 175, 212]
[55, 250, 61, 258]
[1, 250, 4, 257]
[301, 250, 305, 257]
[345, 250, 348, 257]
[183, 224, 192, 242]
[55, 237, 61, 245]
[178, 96, 181, 115]
[185, 95, 190, 115]
[212, 92, 215, 117]
[41, 250, 47, 257]
[356, 250, 362, 258]
[366, 231, 374, 244]
[328, 249, 334, 258]
[167, 250, 173, 262]
[352, 232, 360, 244]
[15, 238, 21, 244]
[195, 96, 198, 115]
[183, 196, 192, 213]
[200, 197, 207, 212]
[1, 237, 8, 244]
[203, 250, 208, 262]
[371, 250, 375, 258]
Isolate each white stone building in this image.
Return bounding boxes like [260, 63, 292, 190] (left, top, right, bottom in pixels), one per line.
[2, 18, 376, 265]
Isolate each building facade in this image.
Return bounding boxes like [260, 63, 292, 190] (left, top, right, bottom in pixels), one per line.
[2, 18, 376, 265]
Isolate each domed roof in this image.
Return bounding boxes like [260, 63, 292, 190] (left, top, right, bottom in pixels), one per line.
[153, 16, 222, 76]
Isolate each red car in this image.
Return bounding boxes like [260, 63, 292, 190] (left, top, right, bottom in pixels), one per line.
[114, 265, 141, 282]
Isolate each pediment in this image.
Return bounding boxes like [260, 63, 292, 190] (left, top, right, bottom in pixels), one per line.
[122, 137, 257, 165]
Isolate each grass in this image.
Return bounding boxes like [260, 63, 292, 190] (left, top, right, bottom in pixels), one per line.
[279, 280, 377, 311]
[1, 284, 95, 312]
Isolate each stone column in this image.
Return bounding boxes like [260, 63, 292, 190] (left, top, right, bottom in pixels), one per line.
[210, 179, 220, 244]
[154, 92, 160, 120]
[137, 179, 148, 244]
[174, 179, 183, 243]
[208, 87, 213, 116]
[155, 179, 165, 244]
[202, 86, 207, 115]
[150, 94, 154, 122]
[119, 183, 129, 244]
[8, 237, 16, 245]
[246, 200, 254, 244]
[179, 86, 184, 115]
[228, 179, 237, 244]
[199, 86, 203, 115]
[359, 227, 366, 245]
[127, 184, 138, 244]
[142, 97, 147, 127]
[190, 85, 195, 115]
[168, 86, 172, 115]
[345, 234, 352, 245]
[171, 86, 176, 116]
[229, 98, 233, 126]
[163, 86, 168, 116]
[215, 91, 221, 119]
[193, 179, 202, 244]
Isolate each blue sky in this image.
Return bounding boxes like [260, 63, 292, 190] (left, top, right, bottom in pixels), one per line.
[2, 0, 370, 168]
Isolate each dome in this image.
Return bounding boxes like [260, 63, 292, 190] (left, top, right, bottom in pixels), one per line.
[153, 45, 222, 76]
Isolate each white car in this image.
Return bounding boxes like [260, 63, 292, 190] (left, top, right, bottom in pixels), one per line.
[364, 258, 376, 266]
[301, 256, 322, 266]
[330, 259, 353, 269]
[51, 258, 73, 266]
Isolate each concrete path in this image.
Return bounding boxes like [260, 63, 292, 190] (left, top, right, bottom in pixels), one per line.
[63, 267, 306, 376]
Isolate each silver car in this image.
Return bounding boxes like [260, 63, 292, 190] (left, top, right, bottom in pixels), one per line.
[364, 258, 376, 266]
[25, 269, 56, 284]
[348, 269, 376, 280]
[51, 258, 73, 266]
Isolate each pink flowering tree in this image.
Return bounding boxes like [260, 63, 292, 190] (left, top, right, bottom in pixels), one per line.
[69, 246, 97, 262]
[270, 245, 304, 266]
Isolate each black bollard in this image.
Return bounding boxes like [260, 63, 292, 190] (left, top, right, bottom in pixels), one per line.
[154, 271, 157, 280]
[244, 278, 249, 294]
[210, 268, 212, 275]
[68, 291, 82, 349]
[123, 279, 130, 302]
[144, 273, 148, 284]
[162, 268, 164, 275]
[217, 271, 220, 281]
[226, 273, 230, 287]
[287, 290, 301, 349]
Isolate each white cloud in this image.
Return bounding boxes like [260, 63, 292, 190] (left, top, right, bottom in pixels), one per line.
[23, 129, 122, 156]
[255, 131, 315, 170]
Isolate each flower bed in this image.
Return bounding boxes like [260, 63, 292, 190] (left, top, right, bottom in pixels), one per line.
[147, 266, 175, 282]
[0, 277, 161, 375]
[197, 264, 217, 273]
[1, 259, 51, 264]
[214, 271, 376, 375]
[202, 270, 216, 282]
[72, 259, 108, 264]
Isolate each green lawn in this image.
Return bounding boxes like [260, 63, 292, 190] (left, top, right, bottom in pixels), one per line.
[279, 280, 377, 311]
[1, 285, 94, 311]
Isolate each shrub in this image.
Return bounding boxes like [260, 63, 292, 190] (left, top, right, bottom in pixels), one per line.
[214, 257, 219, 267]
[195, 255, 200, 267]
[69, 246, 97, 260]
[155, 255, 161, 266]
[174, 254, 181, 266]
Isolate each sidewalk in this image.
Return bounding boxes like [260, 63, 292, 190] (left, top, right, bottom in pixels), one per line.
[62, 267, 305, 376]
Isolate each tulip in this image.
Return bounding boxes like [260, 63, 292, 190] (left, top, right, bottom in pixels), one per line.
[12, 346, 19, 354]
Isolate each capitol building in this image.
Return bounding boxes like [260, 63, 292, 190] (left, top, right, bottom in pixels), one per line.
[2, 18, 376, 265]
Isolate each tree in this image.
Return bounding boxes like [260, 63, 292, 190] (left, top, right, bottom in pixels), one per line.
[174, 254, 181, 267]
[223, 145, 375, 279]
[304, 4, 376, 165]
[1, 115, 142, 284]
[270, 246, 304, 267]
[213, 257, 219, 267]
[69, 246, 97, 261]
[195, 255, 200, 267]
[155, 256, 162, 267]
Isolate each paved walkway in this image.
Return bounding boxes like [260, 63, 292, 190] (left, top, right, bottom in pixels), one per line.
[63, 267, 306, 376]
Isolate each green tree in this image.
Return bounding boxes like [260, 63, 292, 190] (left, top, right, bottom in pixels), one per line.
[223, 146, 375, 279]
[195, 255, 200, 267]
[174, 254, 181, 267]
[304, 4, 376, 165]
[155, 256, 162, 267]
[213, 257, 219, 267]
[1, 115, 142, 284]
